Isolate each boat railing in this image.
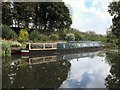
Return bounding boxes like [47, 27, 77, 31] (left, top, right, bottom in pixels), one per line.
[27, 43, 57, 50]
[28, 56, 56, 65]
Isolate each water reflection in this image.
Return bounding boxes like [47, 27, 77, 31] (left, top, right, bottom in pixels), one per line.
[105, 52, 120, 88]
[2, 57, 71, 88]
[60, 55, 110, 88]
[2, 51, 120, 88]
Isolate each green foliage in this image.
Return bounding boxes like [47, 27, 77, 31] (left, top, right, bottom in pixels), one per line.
[0, 40, 21, 57]
[55, 28, 106, 42]
[2, 2, 72, 40]
[18, 29, 29, 42]
[11, 41, 21, 47]
[49, 34, 59, 41]
[74, 33, 82, 41]
[83, 31, 96, 41]
[58, 29, 68, 40]
[29, 30, 48, 42]
[1, 40, 11, 57]
[12, 2, 35, 28]
[2, 2, 13, 26]
[105, 53, 120, 88]
[65, 33, 75, 42]
[80, 31, 106, 42]
[40, 34, 48, 42]
[1, 25, 18, 40]
[34, 2, 72, 31]
[2, 2, 72, 33]
[108, 1, 120, 49]
[29, 30, 40, 42]
[106, 30, 117, 48]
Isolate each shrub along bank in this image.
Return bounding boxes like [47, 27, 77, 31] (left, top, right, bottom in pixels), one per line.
[1, 40, 21, 57]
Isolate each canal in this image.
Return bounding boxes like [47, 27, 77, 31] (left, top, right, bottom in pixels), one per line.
[2, 51, 120, 88]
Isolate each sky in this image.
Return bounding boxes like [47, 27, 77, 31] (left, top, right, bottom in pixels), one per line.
[63, 0, 113, 35]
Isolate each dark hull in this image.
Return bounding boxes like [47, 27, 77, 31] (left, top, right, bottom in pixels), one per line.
[25, 47, 102, 57]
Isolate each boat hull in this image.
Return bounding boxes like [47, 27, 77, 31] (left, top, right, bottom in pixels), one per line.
[21, 46, 102, 56]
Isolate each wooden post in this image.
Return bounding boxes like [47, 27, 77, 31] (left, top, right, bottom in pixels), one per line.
[43, 44, 45, 49]
[29, 43, 31, 50]
[52, 44, 53, 49]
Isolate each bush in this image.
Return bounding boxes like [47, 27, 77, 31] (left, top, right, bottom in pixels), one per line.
[49, 34, 59, 41]
[1, 41, 11, 57]
[65, 33, 75, 41]
[11, 41, 21, 47]
[29, 30, 39, 42]
[18, 28, 29, 42]
[0, 40, 22, 57]
[75, 33, 82, 41]
[1, 25, 17, 40]
[29, 30, 48, 42]
[39, 34, 48, 42]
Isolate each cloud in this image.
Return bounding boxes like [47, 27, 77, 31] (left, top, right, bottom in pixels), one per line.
[60, 56, 110, 88]
[63, 0, 112, 35]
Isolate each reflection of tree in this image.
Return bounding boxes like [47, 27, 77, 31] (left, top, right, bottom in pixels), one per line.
[105, 52, 120, 88]
[3, 58, 71, 88]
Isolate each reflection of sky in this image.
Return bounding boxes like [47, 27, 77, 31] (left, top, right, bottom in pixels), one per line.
[60, 56, 110, 88]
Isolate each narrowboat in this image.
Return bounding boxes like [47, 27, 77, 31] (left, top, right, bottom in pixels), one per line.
[21, 41, 103, 56]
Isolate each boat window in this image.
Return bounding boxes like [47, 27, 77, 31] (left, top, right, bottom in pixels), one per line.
[63, 44, 65, 48]
[45, 44, 52, 48]
[31, 44, 44, 49]
[53, 44, 57, 48]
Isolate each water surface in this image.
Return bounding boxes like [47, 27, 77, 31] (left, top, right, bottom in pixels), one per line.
[2, 51, 120, 88]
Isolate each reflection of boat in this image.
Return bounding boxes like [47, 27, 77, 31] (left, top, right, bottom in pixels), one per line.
[5, 51, 100, 67]
[57, 51, 98, 60]
[28, 56, 56, 65]
[21, 41, 103, 56]
[7, 56, 57, 67]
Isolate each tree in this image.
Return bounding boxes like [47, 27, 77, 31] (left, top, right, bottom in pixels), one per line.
[33, 2, 72, 34]
[105, 53, 120, 88]
[2, 2, 13, 26]
[12, 2, 35, 28]
[65, 33, 75, 42]
[106, 30, 117, 48]
[1, 25, 17, 40]
[2, 2, 72, 35]
[108, 1, 120, 50]
[85, 31, 96, 41]
[18, 28, 29, 42]
[74, 33, 82, 41]
[49, 34, 59, 41]
[29, 30, 48, 42]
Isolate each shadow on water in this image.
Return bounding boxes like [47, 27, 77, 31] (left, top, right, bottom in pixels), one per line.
[105, 52, 120, 88]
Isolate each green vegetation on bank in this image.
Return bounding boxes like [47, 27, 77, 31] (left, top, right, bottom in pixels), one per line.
[1, 40, 21, 57]
[106, 30, 117, 49]
[1, 25, 107, 43]
[0, 25, 18, 40]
